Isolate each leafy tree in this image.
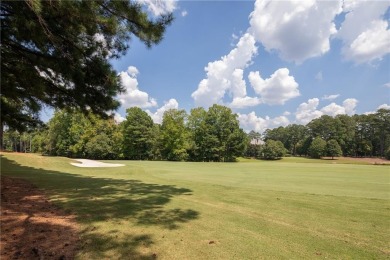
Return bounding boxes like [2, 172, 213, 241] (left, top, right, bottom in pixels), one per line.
[160, 109, 189, 161]
[326, 139, 342, 159]
[45, 110, 74, 156]
[150, 124, 162, 160]
[308, 137, 327, 159]
[1, 0, 173, 148]
[308, 115, 340, 141]
[43, 109, 121, 158]
[204, 105, 246, 162]
[372, 109, 390, 157]
[260, 140, 286, 160]
[31, 129, 47, 154]
[285, 124, 308, 155]
[335, 114, 356, 156]
[264, 127, 288, 146]
[385, 147, 390, 160]
[85, 133, 115, 160]
[296, 137, 312, 157]
[122, 107, 154, 160]
[187, 107, 208, 161]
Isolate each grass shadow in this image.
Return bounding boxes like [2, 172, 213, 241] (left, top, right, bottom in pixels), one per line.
[1, 156, 199, 259]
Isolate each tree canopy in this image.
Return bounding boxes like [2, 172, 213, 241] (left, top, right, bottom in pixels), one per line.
[1, 0, 173, 135]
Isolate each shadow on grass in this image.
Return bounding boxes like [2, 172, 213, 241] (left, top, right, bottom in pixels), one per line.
[1, 156, 199, 259]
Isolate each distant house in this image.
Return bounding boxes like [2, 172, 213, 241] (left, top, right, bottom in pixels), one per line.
[250, 138, 264, 145]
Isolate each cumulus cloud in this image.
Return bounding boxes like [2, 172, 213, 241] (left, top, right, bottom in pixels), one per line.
[378, 104, 390, 110]
[117, 66, 158, 109]
[342, 98, 358, 115]
[238, 112, 290, 133]
[336, 0, 390, 64]
[146, 98, 179, 124]
[230, 96, 261, 109]
[249, 68, 300, 105]
[137, 0, 177, 16]
[384, 82, 390, 88]
[295, 98, 358, 124]
[181, 10, 188, 17]
[191, 33, 258, 108]
[249, 0, 342, 63]
[322, 94, 340, 101]
[364, 104, 390, 115]
[321, 102, 347, 117]
[295, 98, 324, 124]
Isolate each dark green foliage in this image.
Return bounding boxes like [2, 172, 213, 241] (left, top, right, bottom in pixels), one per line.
[187, 105, 246, 162]
[262, 109, 390, 159]
[203, 105, 247, 162]
[160, 109, 189, 161]
[260, 140, 286, 160]
[326, 139, 342, 159]
[187, 107, 208, 161]
[122, 107, 154, 160]
[40, 109, 121, 159]
[1, 0, 173, 134]
[264, 124, 307, 155]
[296, 137, 312, 157]
[308, 137, 327, 159]
[386, 147, 390, 160]
[7, 107, 390, 162]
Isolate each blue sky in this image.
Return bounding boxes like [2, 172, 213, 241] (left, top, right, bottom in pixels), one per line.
[43, 0, 390, 133]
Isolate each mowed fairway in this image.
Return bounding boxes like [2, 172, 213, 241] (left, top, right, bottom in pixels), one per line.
[1, 153, 389, 259]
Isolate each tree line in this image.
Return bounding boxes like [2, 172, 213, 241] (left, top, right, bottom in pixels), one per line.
[3, 107, 389, 161]
[246, 108, 390, 160]
[3, 105, 247, 162]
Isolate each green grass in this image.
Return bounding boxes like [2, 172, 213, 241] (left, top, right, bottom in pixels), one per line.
[1, 152, 389, 259]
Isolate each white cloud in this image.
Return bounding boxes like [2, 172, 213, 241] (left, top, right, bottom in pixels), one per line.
[321, 103, 346, 117]
[378, 104, 390, 110]
[230, 96, 261, 109]
[191, 33, 258, 108]
[342, 98, 358, 115]
[337, 1, 390, 64]
[249, 0, 342, 63]
[295, 98, 358, 124]
[295, 98, 324, 124]
[364, 104, 390, 115]
[146, 98, 179, 124]
[118, 66, 158, 109]
[384, 82, 390, 88]
[181, 10, 188, 17]
[238, 112, 290, 133]
[127, 66, 139, 77]
[137, 0, 177, 16]
[322, 94, 340, 101]
[249, 68, 300, 105]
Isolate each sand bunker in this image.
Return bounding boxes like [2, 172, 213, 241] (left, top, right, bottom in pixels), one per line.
[70, 159, 125, 168]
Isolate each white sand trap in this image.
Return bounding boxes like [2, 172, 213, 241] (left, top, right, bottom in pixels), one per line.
[71, 159, 125, 168]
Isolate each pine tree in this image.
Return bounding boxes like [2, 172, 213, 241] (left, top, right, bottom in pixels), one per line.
[1, 0, 173, 148]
